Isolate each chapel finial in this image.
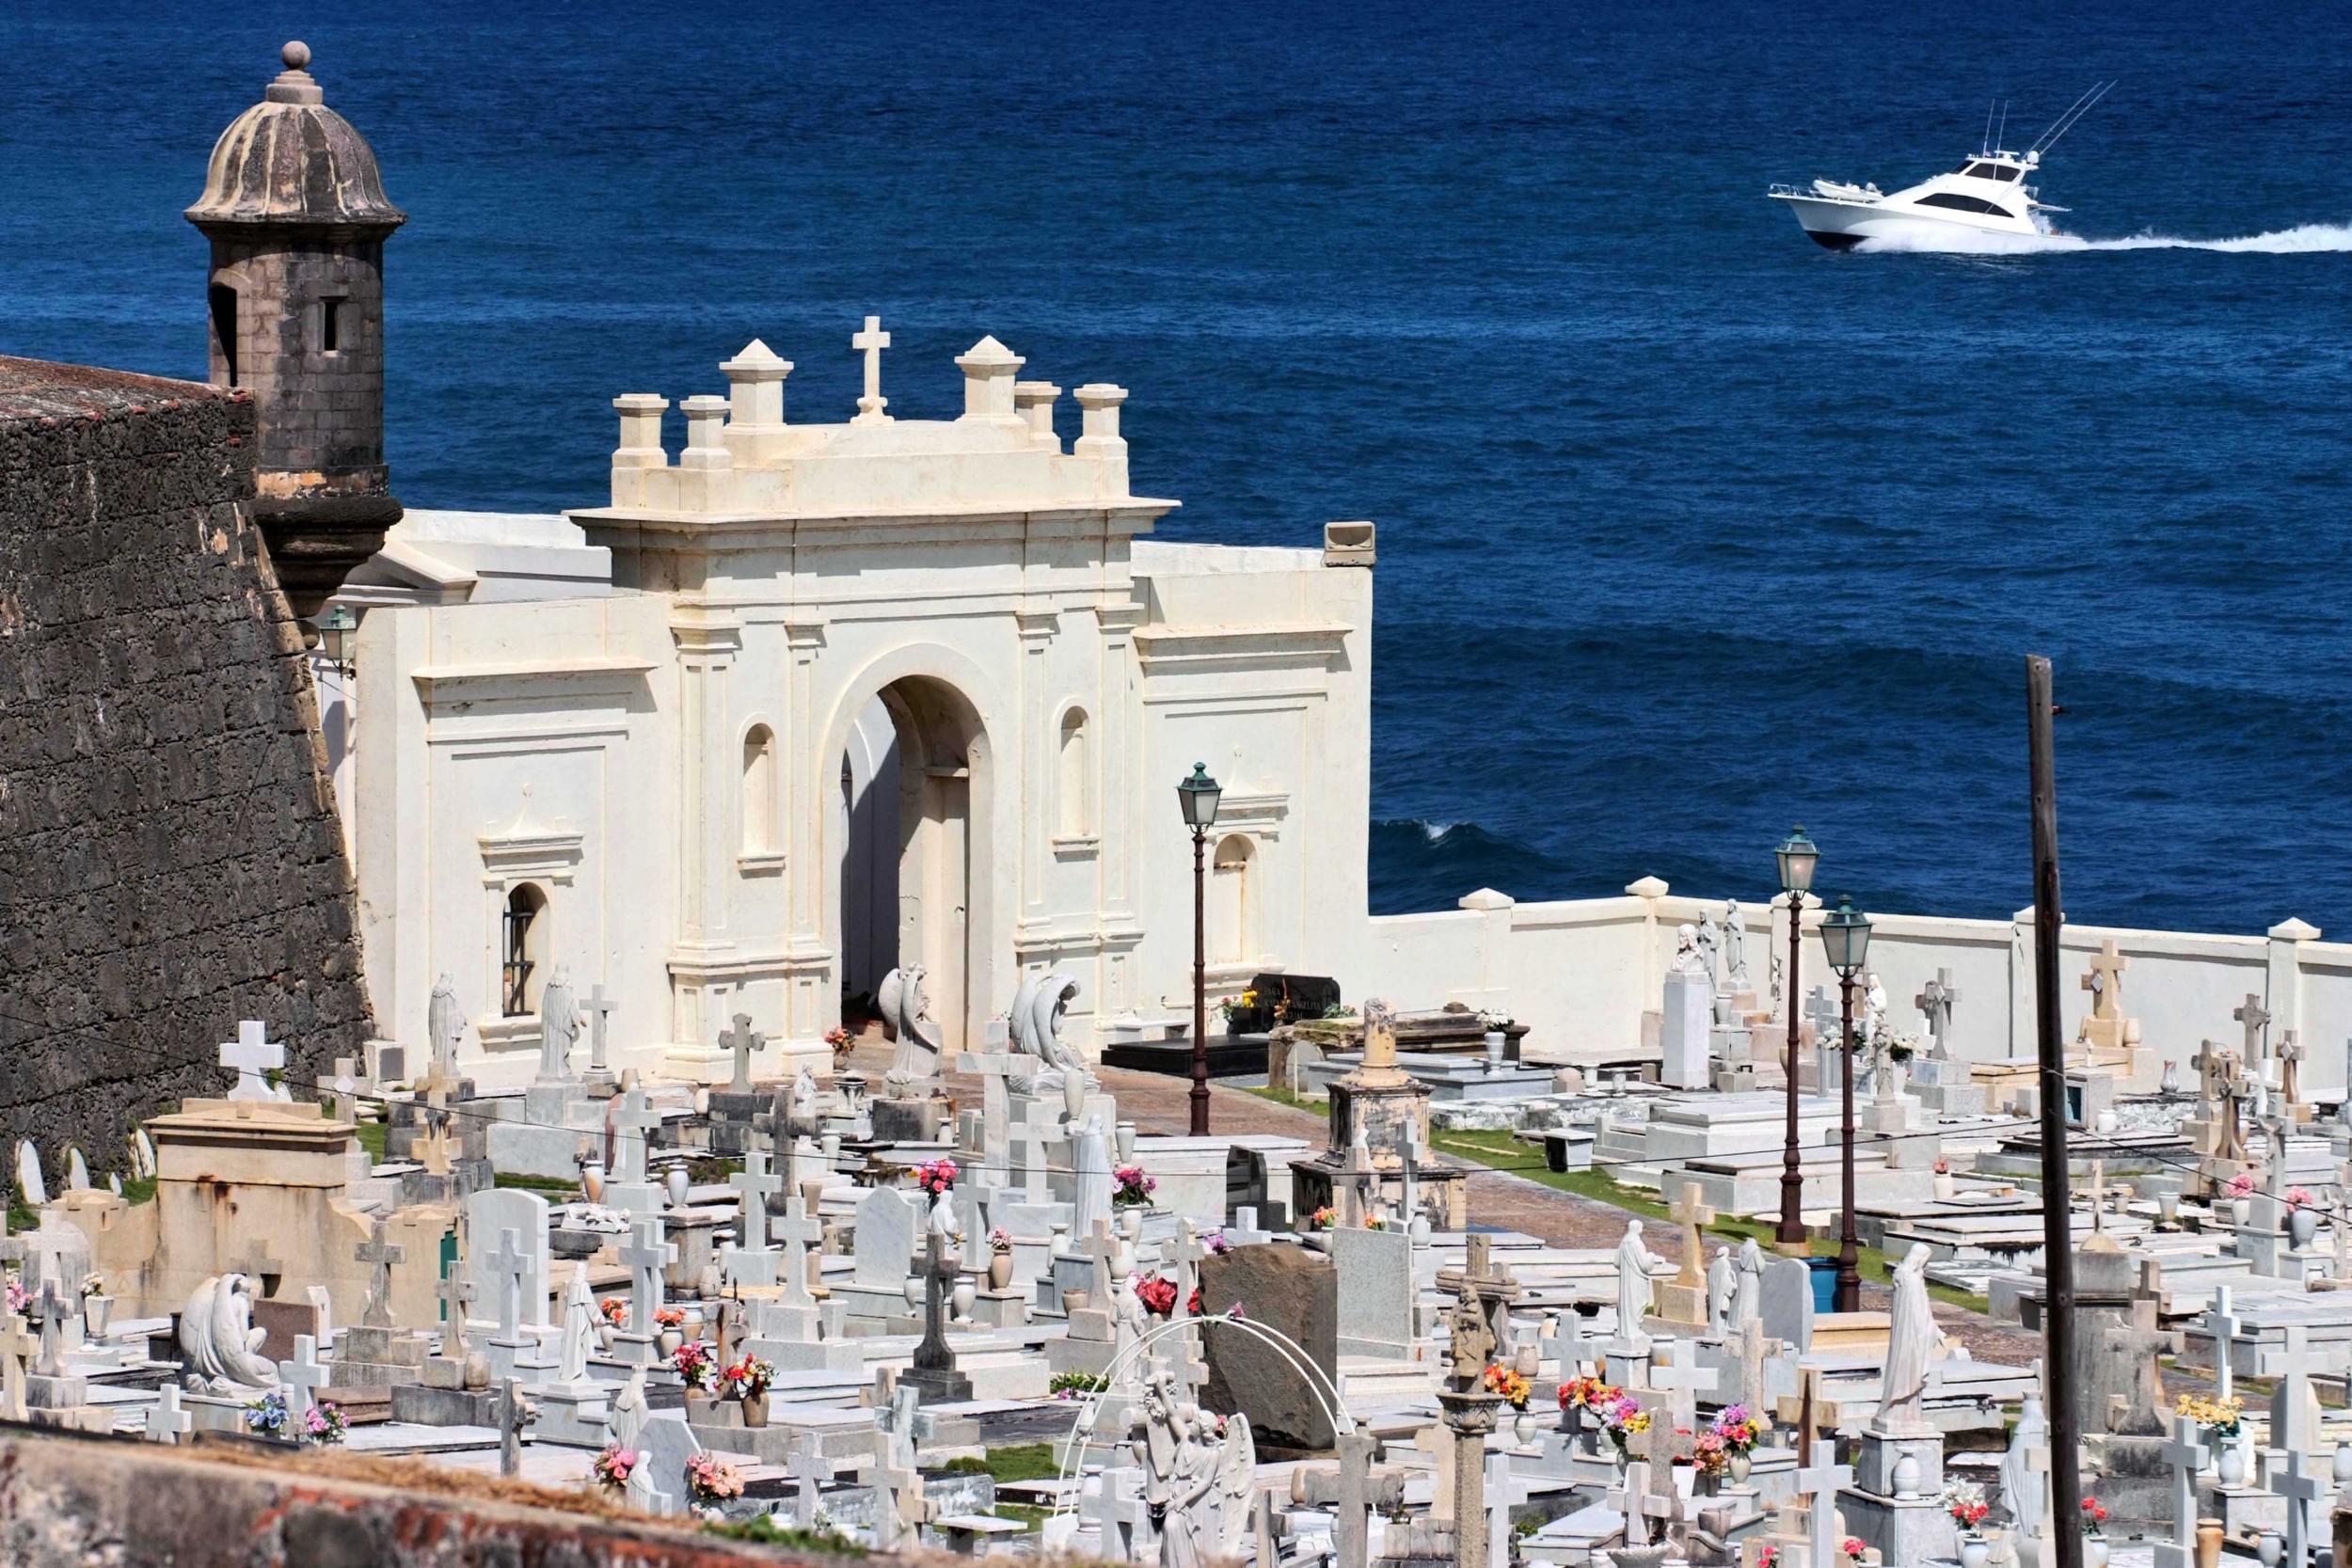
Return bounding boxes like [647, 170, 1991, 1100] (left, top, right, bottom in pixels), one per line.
[267, 40, 323, 104]
[282, 40, 311, 70]
[852, 315, 892, 424]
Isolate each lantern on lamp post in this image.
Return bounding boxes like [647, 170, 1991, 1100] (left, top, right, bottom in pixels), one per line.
[1176, 764, 1222, 1136]
[1773, 827, 1820, 1248]
[1819, 893, 1873, 1312]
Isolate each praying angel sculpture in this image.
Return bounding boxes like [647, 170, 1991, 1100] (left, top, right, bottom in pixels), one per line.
[878, 965, 944, 1082]
[428, 973, 465, 1084]
[537, 966, 580, 1082]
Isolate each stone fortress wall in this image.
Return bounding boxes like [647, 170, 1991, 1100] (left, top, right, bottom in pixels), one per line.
[1361, 879, 2352, 1099]
[0, 356, 374, 1167]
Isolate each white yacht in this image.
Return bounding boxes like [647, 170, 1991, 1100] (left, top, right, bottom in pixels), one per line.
[1769, 85, 2108, 250]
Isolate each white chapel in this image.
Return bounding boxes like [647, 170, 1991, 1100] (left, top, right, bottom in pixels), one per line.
[342, 323, 1377, 1086]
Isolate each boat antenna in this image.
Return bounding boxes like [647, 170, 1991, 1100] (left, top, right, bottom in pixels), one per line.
[2030, 81, 2113, 155]
[1995, 100, 2009, 152]
[1982, 100, 1995, 155]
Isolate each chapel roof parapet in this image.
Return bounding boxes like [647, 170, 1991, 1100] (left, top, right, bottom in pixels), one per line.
[594, 321, 1167, 523]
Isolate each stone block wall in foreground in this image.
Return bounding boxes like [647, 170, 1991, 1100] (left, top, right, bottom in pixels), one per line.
[0, 355, 373, 1168]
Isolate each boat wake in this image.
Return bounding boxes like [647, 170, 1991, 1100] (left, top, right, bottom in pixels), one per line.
[1854, 221, 2352, 255]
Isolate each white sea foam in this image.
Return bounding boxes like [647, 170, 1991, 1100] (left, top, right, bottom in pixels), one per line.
[1854, 222, 2352, 255]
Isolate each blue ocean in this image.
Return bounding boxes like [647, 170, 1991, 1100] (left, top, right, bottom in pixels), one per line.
[5, 2, 2347, 935]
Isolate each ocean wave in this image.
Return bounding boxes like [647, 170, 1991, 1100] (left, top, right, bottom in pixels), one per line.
[1854, 222, 2352, 255]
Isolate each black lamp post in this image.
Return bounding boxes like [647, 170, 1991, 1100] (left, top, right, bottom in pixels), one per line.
[1819, 893, 1873, 1312]
[1177, 763, 1222, 1136]
[1773, 827, 1820, 1248]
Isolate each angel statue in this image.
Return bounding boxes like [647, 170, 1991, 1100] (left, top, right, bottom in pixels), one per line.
[178, 1273, 281, 1391]
[877, 965, 944, 1084]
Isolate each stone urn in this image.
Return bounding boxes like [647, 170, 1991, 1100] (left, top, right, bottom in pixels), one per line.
[2093, 1108, 2119, 1136]
[1727, 1451, 1752, 1484]
[988, 1249, 1015, 1291]
[2334, 1439, 2352, 1486]
[1932, 1172, 1957, 1202]
[1485, 1031, 1507, 1072]
[1514, 1410, 1539, 1447]
[2194, 1519, 2224, 1568]
[1958, 1538, 1993, 1568]
[2230, 1197, 2253, 1227]
[902, 1277, 924, 1308]
[1061, 1288, 1088, 1315]
[2083, 1538, 2110, 1568]
[83, 1294, 113, 1338]
[741, 1389, 770, 1429]
[951, 1280, 977, 1322]
[657, 1326, 683, 1357]
[2288, 1208, 2319, 1249]
[2217, 1441, 2249, 1487]
[2255, 1528, 2283, 1566]
[664, 1166, 690, 1208]
[1890, 1450, 1922, 1500]
[596, 1321, 616, 1354]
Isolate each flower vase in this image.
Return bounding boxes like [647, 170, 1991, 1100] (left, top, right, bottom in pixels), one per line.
[2194, 1520, 2224, 1568]
[2288, 1209, 2318, 1249]
[2093, 1108, 2119, 1135]
[665, 1167, 690, 1208]
[596, 1323, 616, 1354]
[1485, 1031, 1506, 1073]
[1727, 1452, 1751, 1484]
[2255, 1529, 2283, 1567]
[1889, 1451, 1921, 1500]
[2231, 1197, 2252, 1227]
[952, 1281, 977, 1322]
[2085, 1540, 2110, 1568]
[1932, 1173, 1956, 1201]
[657, 1328, 682, 1357]
[2217, 1441, 2249, 1487]
[988, 1251, 1014, 1291]
[2334, 1438, 2352, 1486]
[1514, 1411, 1538, 1447]
[1959, 1538, 1993, 1568]
[741, 1391, 770, 1429]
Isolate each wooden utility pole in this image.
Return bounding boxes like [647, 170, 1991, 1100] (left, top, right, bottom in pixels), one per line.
[2027, 655, 2084, 1568]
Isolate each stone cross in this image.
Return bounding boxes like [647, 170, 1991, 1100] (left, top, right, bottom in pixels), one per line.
[722, 1012, 764, 1094]
[228, 1236, 286, 1297]
[0, 1311, 30, 1422]
[1338, 1132, 1378, 1229]
[485, 1226, 530, 1339]
[2156, 1413, 2209, 1568]
[2235, 993, 2272, 1064]
[953, 1045, 1019, 1169]
[315, 1061, 358, 1122]
[584, 983, 616, 1077]
[879, 1380, 934, 1471]
[789, 1436, 829, 1529]
[29, 1277, 72, 1377]
[730, 1148, 782, 1253]
[1333, 1427, 1378, 1568]
[852, 315, 892, 422]
[437, 1265, 474, 1359]
[144, 1382, 192, 1444]
[1648, 1347, 1720, 1435]
[496, 1376, 537, 1478]
[1915, 970, 1959, 1054]
[2201, 1285, 2243, 1402]
[2271, 1447, 2329, 1566]
[612, 1089, 660, 1182]
[2259, 1324, 2333, 1453]
[1079, 1218, 1123, 1307]
[1731, 1318, 1773, 1418]
[2082, 941, 2128, 1020]
[1669, 1181, 1715, 1291]
[911, 1230, 961, 1379]
[774, 1194, 822, 1309]
[1791, 1437, 1853, 1568]
[278, 1333, 326, 1425]
[2277, 1030, 2305, 1109]
[219, 1020, 284, 1103]
[356, 1217, 403, 1329]
[857, 1424, 924, 1549]
[2086, 1160, 2107, 1235]
[2100, 1293, 2179, 1435]
[619, 1217, 676, 1336]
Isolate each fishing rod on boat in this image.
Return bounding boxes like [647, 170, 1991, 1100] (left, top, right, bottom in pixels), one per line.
[2030, 81, 2113, 155]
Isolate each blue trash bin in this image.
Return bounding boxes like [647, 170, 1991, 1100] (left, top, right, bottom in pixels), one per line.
[1806, 1256, 1838, 1312]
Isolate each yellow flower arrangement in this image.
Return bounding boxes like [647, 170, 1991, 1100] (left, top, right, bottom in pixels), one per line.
[2174, 1392, 2244, 1437]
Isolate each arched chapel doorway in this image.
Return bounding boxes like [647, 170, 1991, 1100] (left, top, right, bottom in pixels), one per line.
[834, 674, 990, 1051]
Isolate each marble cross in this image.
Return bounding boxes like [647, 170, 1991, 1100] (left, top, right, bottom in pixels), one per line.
[722, 1013, 763, 1094]
[356, 1218, 404, 1330]
[2153, 1414, 2209, 1568]
[789, 1435, 829, 1529]
[1648, 1345, 1720, 1434]
[584, 983, 616, 1077]
[2259, 1324, 2333, 1453]
[143, 1382, 192, 1444]
[219, 1020, 284, 1103]
[2082, 941, 2128, 1020]
[496, 1375, 537, 1478]
[953, 1046, 1019, 1165]
[1333, 1428, 1378, 1568]
[278, 1333, 326, 1425]
[774, 1194, 822, 1309]
[852, 315, 892, 422]
[2201, 1285, 2243, 1402]
[1915, 970, 1958, 1054]
[1338, 1132, 1377, 1229]
[620, 1217, 677, 1337]
[0, 1312, 30, 1422]
[879, 1380, 933, 1471]
[1791, 1437, 1854, 1568]
[611, 1090, 661, 1183]
[730, 1148, 782, 1254]
[856, 1424, 923, 1549]
[2271, 1447, 2329, 1567]
[485, 1226, 530, 1340]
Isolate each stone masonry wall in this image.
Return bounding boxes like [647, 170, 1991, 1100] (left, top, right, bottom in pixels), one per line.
[0, 355, 373, 1172]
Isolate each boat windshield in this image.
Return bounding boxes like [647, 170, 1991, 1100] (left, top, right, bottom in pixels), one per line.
[1960, 161, 2023, 182]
